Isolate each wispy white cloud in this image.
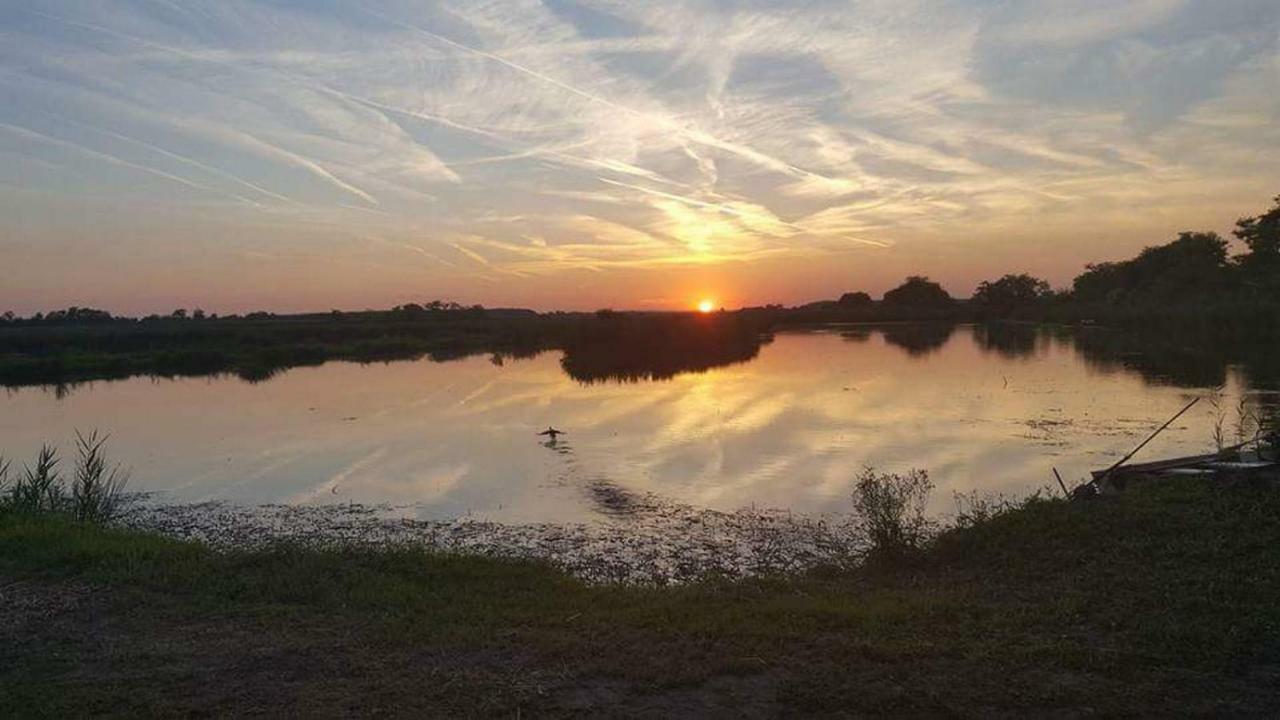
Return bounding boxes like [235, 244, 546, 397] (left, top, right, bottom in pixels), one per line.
[1, 0, 1278, 312]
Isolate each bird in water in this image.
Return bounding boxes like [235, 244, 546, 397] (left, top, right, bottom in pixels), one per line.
[537, 426, 565, 442]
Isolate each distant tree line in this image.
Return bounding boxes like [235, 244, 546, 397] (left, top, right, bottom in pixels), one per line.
[0, 300, 486, 326]
[819, 195, 1280, 323]
[389, 301, 485, 319]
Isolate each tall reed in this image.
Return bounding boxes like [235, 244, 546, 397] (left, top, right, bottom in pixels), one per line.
[71, 430, 130, 522]
[0, 455, 10, 498]
[10, 444, 64, 513]
[1, 431, 130, 522]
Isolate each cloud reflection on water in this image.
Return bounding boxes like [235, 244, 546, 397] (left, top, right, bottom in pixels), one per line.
[0, 326, 1269, 522]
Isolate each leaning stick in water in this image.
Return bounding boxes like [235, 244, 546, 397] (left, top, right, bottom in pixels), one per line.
[1053, 467, 1069, 497]
[1095, 397, 1201, 486]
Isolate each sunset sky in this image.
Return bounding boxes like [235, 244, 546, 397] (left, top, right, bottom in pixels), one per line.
[2, 1, 1278, 314]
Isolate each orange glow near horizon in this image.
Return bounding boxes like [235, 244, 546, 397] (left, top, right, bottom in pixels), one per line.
[697, 299, 716, 313]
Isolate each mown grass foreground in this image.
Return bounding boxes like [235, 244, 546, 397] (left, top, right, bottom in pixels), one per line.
[3, 478, 1280, 717]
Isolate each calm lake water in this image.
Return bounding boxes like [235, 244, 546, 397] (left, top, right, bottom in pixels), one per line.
[2, 325, 1275, 522]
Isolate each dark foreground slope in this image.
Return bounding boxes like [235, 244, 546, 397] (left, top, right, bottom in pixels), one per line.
[3, 478, 1279, 717]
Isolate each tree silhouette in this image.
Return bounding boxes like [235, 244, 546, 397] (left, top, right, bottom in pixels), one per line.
[838, 291, 873, 307]
[883, 276, 952, 307]
[973, 274, 1050, 315]
[1072, 232, 1229, 303]
[1234, 195, 1280, 279]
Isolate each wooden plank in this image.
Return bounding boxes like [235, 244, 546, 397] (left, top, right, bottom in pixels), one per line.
[1202, 461, 1277, 471]
[1091, 453, 1220, 479]
[1089, 438, 1261, 480]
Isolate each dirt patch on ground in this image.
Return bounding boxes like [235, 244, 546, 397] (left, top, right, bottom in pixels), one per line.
[552, 673, 783, 718]
[0, 573, 782, 717]
[0, 575, 97, 634]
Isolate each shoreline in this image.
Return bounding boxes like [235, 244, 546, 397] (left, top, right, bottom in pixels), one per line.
[118, 496, 864, 584]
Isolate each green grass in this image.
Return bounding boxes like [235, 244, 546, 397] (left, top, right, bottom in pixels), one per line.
[3, 477, 1280, 716]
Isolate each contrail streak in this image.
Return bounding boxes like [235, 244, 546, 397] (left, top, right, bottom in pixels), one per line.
[0, 122, 254, 205]
[355, 5, 855, 188]
[34, 5, 688, 198]
[365, 234, 459, 269]
[327, 85, 685, 189]
[25, 9, 382, 207]
[208, 126, 380, 206]
[74, 123, 299, 206]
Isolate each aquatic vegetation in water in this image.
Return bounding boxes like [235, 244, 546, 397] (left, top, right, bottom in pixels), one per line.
[118, 495, 864, 585]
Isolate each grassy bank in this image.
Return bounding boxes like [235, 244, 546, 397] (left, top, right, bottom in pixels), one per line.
[4, 477, 1279, 716]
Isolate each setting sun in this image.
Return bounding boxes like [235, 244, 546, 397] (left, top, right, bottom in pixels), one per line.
[697, 299, 716, 313]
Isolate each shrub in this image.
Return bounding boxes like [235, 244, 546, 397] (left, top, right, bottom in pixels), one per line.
[952, 490, 1028, 529]
[71, 430, 130, 523]
[851, 468, 935, 557]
